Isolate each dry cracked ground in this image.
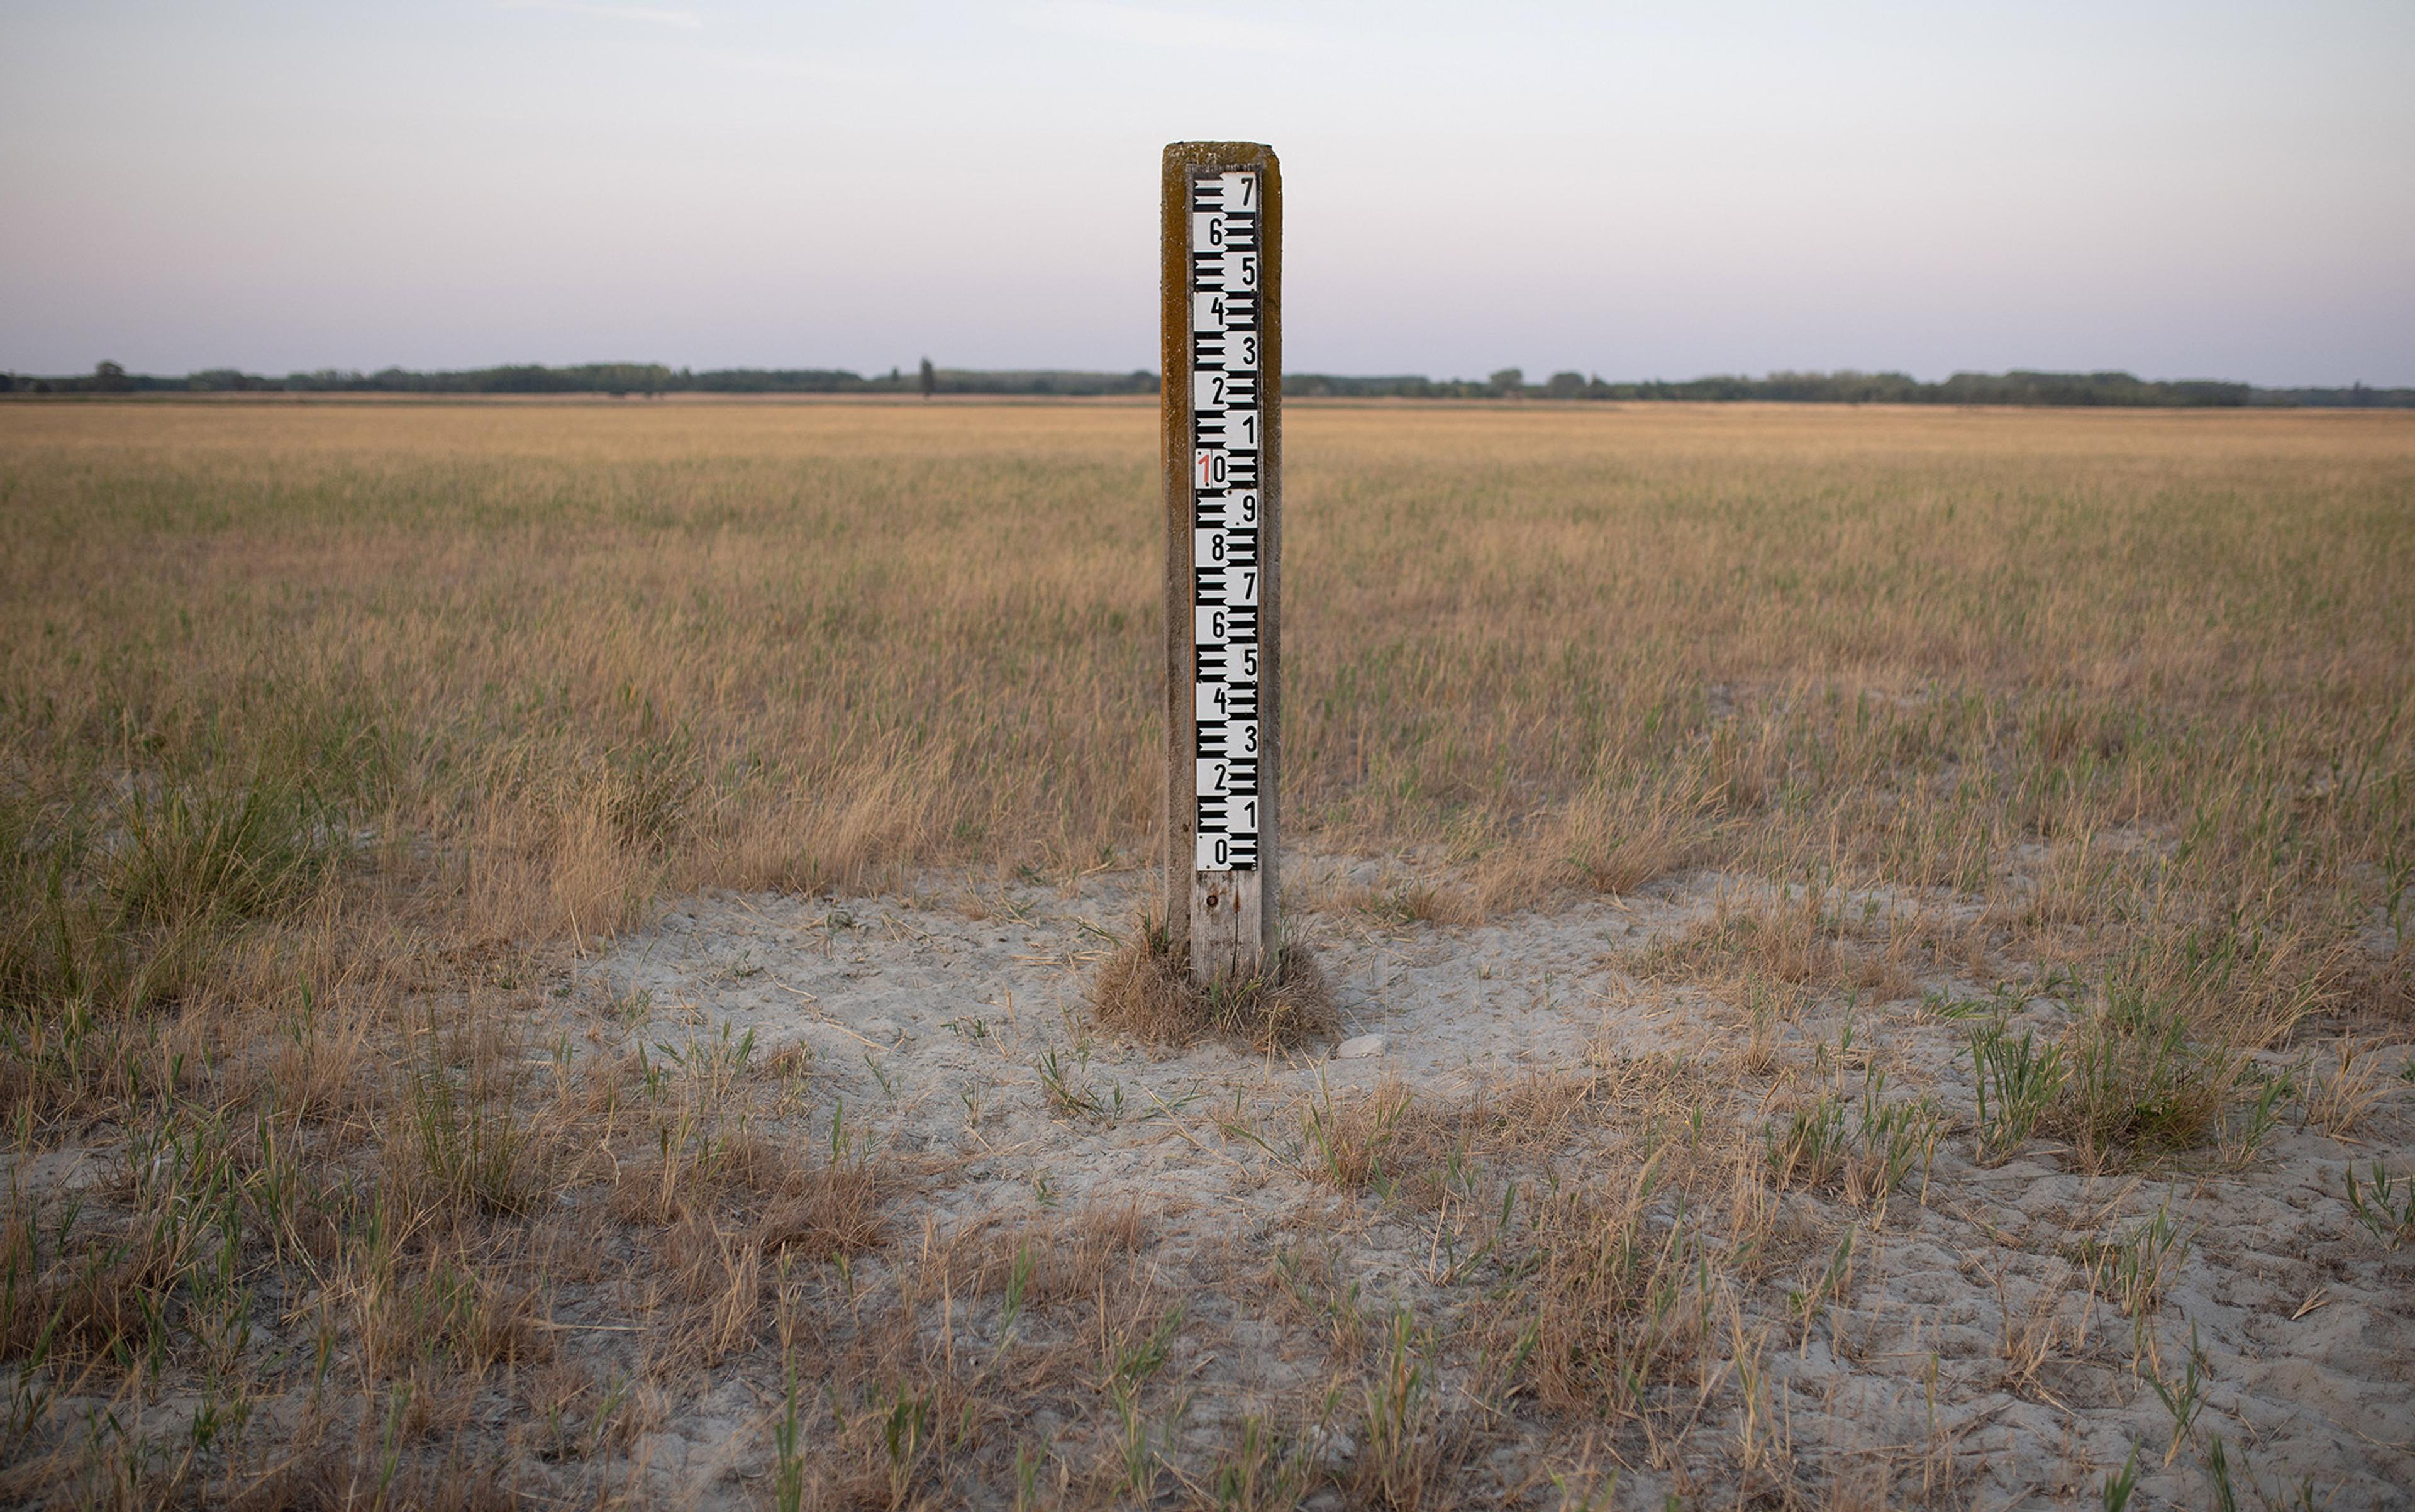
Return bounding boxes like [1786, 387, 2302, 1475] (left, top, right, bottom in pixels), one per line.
[423, 853, 2415, 1511]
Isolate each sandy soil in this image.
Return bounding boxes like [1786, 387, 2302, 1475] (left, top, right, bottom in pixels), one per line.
[575, 858, 2415, 1509]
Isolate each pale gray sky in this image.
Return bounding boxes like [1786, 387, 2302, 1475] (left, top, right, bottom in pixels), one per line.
[3, 0, 2409, 384]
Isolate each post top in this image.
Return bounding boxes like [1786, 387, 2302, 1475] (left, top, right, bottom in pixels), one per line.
[1163, 142, 1279, 172]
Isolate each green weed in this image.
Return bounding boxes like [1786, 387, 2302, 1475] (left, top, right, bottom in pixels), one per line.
[2343, 1159, 2415, 1248]
[1969, 1018, 2065, 1162]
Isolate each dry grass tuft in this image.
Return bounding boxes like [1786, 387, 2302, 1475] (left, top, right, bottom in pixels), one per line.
[1340, 876, 1486, 927]
[754, 1142, 893, 1261]
[1511, 1153, 1746, 1421]
[1554, 767, 1728, 896]
[1089, 914, 1335, 1049]
[1631, 887, 1916, 1003]
[940, 1199, 1155, 1308]
[1295, 1067, 1614, 1206]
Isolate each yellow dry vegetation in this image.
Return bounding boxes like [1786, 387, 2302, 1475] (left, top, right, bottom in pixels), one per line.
[7, 398, 2408, 1023]
[1, 396, 2411, 1506]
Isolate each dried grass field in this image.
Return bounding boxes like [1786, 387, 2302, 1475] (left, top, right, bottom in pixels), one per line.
[3, 397, 2412, 1509]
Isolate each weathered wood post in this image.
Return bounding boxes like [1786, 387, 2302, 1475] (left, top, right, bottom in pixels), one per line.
[1162, 142, 1281, 987]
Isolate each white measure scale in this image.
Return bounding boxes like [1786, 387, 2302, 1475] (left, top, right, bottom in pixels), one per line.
[1188, 169, 1264, 872]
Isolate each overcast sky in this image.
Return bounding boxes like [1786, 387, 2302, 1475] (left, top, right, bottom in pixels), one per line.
[3, 0, 2410, 385]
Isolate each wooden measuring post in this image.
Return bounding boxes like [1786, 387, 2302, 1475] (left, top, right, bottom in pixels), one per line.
[1163, 142, 1281, 987]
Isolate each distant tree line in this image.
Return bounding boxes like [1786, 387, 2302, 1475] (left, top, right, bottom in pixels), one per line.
[6, 360, 2411, 408]
[1288, 367, 2415, 408]
[0, 362, 1159, 399]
